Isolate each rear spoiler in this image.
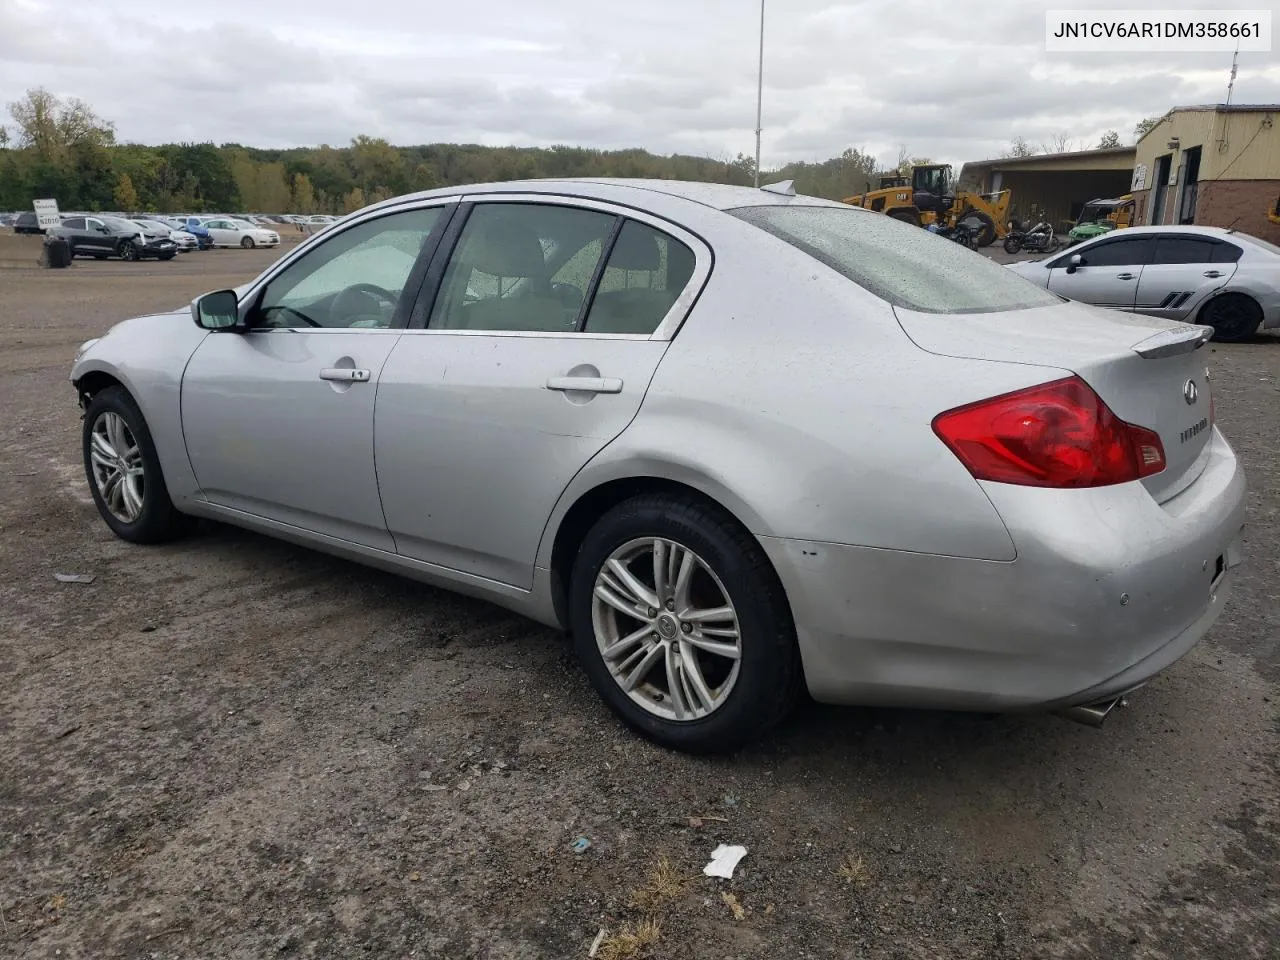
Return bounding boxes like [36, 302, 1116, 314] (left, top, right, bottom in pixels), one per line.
[1131, 325, 1214, 359]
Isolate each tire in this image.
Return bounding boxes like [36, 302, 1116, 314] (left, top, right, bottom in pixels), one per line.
[158, 253, 175, 261]
[1199, 293, 1262, 343]
[888, 210, 921, 228]
[82, 386, 192, 544]
[118, 240, 138, 262]
[958, 209, 997, 247]
[1003, 235, 1023, 254]
[569, 493, 801, 753]
[240, 236, 254, 249]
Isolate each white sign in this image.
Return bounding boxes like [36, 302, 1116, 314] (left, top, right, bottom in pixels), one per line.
[33, 198, 60, 230]
[1131, 164, 1148, 191]
[1046, 10, 1272, 52]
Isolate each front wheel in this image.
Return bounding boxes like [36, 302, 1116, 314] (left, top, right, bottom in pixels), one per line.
[158, 252, 175, 261]
[1003, 235, 1023, 254]
[240, 236, 254, 249]
[82, 387, 192, 543]
[1200, 293, 1262, 343]
[569, 494, 801, 753]
[118, 240, 138, 262]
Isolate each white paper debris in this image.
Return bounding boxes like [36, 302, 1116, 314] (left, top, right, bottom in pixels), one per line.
[55, 573, 96, 584]
[703, 844, 748, 879]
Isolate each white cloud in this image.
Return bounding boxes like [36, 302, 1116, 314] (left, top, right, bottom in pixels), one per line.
[1, 0, 1277, 170]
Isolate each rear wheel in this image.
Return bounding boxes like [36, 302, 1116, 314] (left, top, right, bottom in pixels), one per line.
[82, 387, 192, 543]
[1200, 293, 1262, 342]
[958, 209, 997, 247]
[240, 236, 254, 249]
[569, 493, 801, 753]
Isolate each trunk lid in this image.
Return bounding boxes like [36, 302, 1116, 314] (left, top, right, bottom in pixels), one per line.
[895, 301, 1215, 503]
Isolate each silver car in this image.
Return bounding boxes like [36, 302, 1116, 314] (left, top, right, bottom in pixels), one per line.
[70, 179, 1247, 752]
[1006, 224, 1280, 342]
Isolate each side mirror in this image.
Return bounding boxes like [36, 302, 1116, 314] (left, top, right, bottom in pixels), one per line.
[192, 289, 242, 331]
[1065, 253, 1083, 274]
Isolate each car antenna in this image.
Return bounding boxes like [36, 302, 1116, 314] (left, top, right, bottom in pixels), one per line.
[760, 179, 796, 196]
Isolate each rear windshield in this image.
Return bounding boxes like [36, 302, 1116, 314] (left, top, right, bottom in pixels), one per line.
[730, 205, 1062, 314]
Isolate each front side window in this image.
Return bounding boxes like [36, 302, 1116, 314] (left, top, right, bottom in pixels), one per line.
[1076, 237, 1153, 268]
[583, 220, 696, 335]
[429, 203, 616, 332]
[731, 205, 1059, 314]
[252, 206, 443, 329]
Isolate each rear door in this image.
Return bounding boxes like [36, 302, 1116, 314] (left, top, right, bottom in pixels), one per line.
[59, 217, 88, 254]
[204, 219, 235, 246]
[1046, 235, 1154, 310]
[1135, 235, 1238, 321]
[375, 196, 708, 588]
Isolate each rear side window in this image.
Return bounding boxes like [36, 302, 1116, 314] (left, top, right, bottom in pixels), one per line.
[729, 205, 1060, 314]
[1211, 242, 1242, 263]
[583, 221, 696, 335]
[62, 217, 85, 230]
[1151, 237, 1215, 264]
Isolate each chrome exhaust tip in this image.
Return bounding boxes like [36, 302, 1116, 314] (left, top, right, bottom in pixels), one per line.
[1056, 696, 1125, 728]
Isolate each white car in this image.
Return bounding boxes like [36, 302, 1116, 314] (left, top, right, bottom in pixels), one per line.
[132, 218, 199, 252]
[202, 218, 281, 249]
[1006, 225, 1280, 342]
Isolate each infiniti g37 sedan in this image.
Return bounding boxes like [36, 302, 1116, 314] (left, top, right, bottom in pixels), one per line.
[70, 179, 1247, 753]
[1006, 224, 1280, 342]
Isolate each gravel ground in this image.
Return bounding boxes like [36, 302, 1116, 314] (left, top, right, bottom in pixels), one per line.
[1, 234, 1277, 959]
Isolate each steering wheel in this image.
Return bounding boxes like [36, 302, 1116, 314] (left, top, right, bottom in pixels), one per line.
[330, 283, 398, 327]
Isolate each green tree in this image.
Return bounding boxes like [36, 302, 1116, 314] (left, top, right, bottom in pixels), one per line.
[113, 172, 139, 210]
[1096, 130, 1121, 149]
[1133, 116, 1162, 142]
[1008, 137, 1037, 158]
[342, 186, 366, 213]
[291, 172, 316, 213]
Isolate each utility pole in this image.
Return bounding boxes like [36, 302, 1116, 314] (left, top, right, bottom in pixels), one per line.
[754, 0, 764, 187]
[1226, 44, 1239, 107]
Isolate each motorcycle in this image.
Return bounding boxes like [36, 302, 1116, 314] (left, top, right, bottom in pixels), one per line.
[928, 220, 980, 250]
[1003, 219, 1061, 255]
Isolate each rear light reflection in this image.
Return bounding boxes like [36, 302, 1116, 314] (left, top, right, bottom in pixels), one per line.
[932, 375, 1166, 488]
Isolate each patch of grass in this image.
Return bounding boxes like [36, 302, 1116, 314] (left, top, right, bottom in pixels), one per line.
[596, 918, 661, 960]
[627, 856, 692, 914]
[837, 854, 872, 887]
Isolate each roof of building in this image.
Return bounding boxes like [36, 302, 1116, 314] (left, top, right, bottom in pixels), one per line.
[964, 145, 1137, 169]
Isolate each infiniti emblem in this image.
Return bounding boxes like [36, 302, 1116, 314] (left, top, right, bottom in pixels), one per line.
[1184, 379, 1198, 404]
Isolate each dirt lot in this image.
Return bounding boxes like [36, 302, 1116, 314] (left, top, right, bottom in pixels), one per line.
[2, 233, 1278, 959]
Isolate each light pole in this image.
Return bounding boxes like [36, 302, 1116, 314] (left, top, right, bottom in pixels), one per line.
[754, 0, 764, 187]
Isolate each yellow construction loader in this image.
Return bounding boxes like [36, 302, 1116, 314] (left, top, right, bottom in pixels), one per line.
[1269, 193, 1280, 226]
[842, 164, 1011, 247]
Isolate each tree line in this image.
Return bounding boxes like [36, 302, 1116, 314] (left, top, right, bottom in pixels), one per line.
[1, 88, 888, 214]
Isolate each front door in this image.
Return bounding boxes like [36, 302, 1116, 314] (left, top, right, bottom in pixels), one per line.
[376, 199, 703, 588]
[1046, 235, 1154, 310]
[180, 204, 450, 549]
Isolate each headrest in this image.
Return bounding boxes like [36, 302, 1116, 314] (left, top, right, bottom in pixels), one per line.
[461, 215, 546, 276]
[609, 225, 661, 271]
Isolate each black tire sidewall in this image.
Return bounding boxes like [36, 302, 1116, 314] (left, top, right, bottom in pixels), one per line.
[1204, 294, 1261, 343]
[569, 497, 797, 753]
[82, 387, 183, 543]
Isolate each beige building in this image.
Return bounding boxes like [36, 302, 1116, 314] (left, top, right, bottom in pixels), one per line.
[1131, 104, 1280, 243]
[958, 146, 1136, 229]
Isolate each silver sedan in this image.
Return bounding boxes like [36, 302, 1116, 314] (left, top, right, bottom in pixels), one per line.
[70, 179, 1247, 752]
[1006, 224, 1280, 342]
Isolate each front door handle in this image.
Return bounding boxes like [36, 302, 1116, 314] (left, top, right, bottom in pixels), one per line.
[546, 376, 623, 394]
[319, 367, 371, 383]
[1203, 270, 1223, 278]
[1116, 273, 1136, 280]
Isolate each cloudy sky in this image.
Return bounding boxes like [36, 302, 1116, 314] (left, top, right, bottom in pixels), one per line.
[1, 0, 1277, 169]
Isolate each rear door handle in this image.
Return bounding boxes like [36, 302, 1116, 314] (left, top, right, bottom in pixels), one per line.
[1116, 273, 1136, 280]
[1203, 270, 1223, 278]
[546, 376, 623, 394]
[319, 367, 371, 382]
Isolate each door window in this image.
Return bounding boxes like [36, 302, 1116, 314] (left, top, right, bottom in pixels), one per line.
[1150, 237, 1215, 264]
[252, 207, 444, 329]
[428, 203, 616, 332]
[1076, 237, 1153, 267]
[1211, 242, 1243, 263]
[583, 220, 696, 334]
[62, 217, 85, 230]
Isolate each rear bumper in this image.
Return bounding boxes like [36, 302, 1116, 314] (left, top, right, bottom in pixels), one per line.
[761, 428, 1246, 712]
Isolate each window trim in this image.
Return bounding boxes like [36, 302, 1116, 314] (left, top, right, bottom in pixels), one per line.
[403, 192, 712, 341]
[1047, 234, 1155, 269]
[234, 198, 461, 333]
[1149, 234, 1219, 266]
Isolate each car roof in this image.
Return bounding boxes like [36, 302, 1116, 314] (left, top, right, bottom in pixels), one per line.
[1105, 225, 1244, 238]
[358, 177, 854, 217]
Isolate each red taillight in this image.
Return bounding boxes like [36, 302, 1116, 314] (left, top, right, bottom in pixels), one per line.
[932, 376, 1166, 488]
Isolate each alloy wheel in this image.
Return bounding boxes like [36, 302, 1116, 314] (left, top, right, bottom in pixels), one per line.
[89, 411, 145, 523]
[591, 537, 742, 722]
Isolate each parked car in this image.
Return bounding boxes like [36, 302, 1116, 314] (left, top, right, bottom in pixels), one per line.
[13, 211, 45, 234]
[52, 215, 177, 261]
[69, 179, 1246, 752]
[132, 218, 199, 252]
[1006, 225, 1280, 342]
[202, 217, 281, 248]
[159, 217, 213, 250]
